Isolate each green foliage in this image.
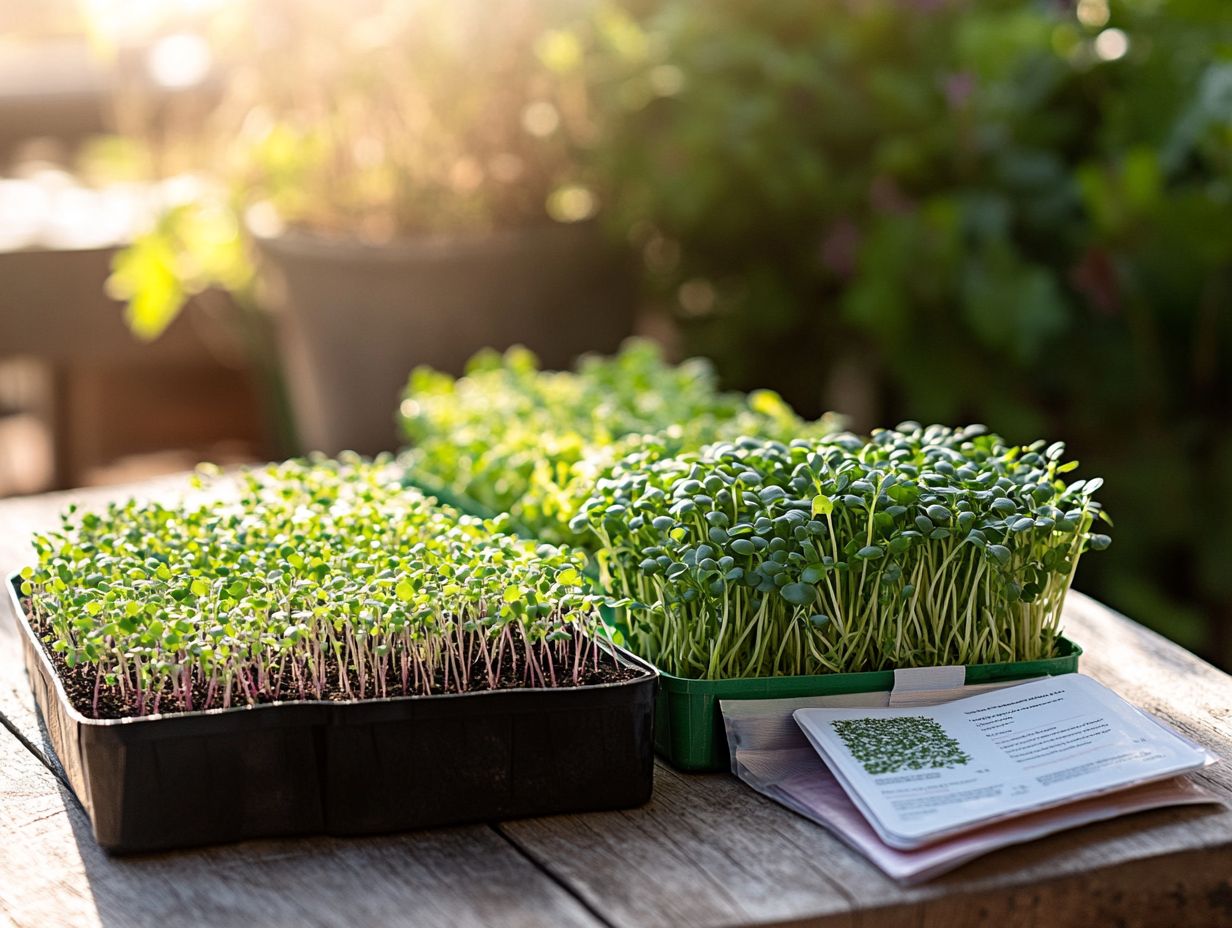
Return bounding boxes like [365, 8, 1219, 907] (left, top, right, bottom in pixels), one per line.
[580, 0, 1232, 656]
[104, 196, 298, 453]
[109, 0, 602, 341]
[399, 339, 839, 544]
[211, 1, 597, 237]
[580, 424, 1107, 679]
[24, 457, 611, 718]
[106, 199, 252, 341]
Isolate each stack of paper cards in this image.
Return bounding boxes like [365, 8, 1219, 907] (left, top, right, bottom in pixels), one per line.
[722, 673, 1219, 882]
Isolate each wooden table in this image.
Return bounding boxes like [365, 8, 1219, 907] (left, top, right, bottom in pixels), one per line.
[2, 480, 1230, 928]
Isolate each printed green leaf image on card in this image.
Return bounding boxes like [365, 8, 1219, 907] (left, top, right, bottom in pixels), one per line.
[832, 717, 971, 776]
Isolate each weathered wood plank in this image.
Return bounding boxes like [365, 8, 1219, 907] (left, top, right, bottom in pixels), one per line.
[500, 764, 870, 928]
[500, 591, 1232, 928]
[1066, 592, 1232, 796]
[0, 724, 603, 928]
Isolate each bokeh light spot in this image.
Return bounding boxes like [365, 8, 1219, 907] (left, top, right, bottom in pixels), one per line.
[146, 33, 212, 89]
[1094, 28, 1130, 61]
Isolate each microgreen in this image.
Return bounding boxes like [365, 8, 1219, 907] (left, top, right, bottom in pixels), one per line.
[399, 339, 838, 544]
[578, 423, 1110, 679]
[23, 456, 615, 719]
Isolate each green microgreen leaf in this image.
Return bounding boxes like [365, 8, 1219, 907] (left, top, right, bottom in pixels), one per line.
[580, 422, 1107, 679]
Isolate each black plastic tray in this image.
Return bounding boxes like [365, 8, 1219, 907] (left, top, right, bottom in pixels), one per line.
[8, 575, 658, 854]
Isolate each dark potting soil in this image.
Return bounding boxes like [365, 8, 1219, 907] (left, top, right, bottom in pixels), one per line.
[23, 600, 645, 721]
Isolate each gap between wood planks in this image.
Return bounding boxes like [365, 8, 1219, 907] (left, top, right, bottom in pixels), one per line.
[0, 708, 55, 776]
[490, 822, 620, 928]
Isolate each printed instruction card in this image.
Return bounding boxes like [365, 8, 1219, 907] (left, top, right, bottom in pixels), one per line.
[794, 674, 1215, 849]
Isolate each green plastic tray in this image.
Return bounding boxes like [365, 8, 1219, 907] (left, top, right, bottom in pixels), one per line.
[652, 637, 1083, 771]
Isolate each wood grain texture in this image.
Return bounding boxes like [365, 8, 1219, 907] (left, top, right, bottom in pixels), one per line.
[2, 480, 1231, 928]
[0, 731, 602, 928]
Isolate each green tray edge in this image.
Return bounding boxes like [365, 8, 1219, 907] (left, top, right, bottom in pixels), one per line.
[655, 636, 1083, 771]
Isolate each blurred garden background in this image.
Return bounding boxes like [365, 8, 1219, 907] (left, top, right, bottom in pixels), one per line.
[0, 0, 1229, 668]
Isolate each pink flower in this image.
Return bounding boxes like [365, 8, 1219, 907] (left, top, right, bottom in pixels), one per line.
[820, 219, 862, 278]
[944, 72, 976, 109]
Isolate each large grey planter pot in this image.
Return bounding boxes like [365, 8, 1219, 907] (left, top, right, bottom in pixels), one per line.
[253, 222, 636, 456]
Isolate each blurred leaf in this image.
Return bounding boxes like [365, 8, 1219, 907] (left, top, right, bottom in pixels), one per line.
[1122, 148, 1162, 213]
[537, 29, 584, 73]
[107, 234, 187, 341]
[961, 250, 1068, 363]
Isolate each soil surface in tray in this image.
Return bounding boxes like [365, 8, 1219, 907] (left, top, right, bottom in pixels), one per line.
[24, 601, 645, 720]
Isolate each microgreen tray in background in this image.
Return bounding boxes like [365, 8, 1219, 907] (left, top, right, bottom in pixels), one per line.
[399, 339, 837, 547]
